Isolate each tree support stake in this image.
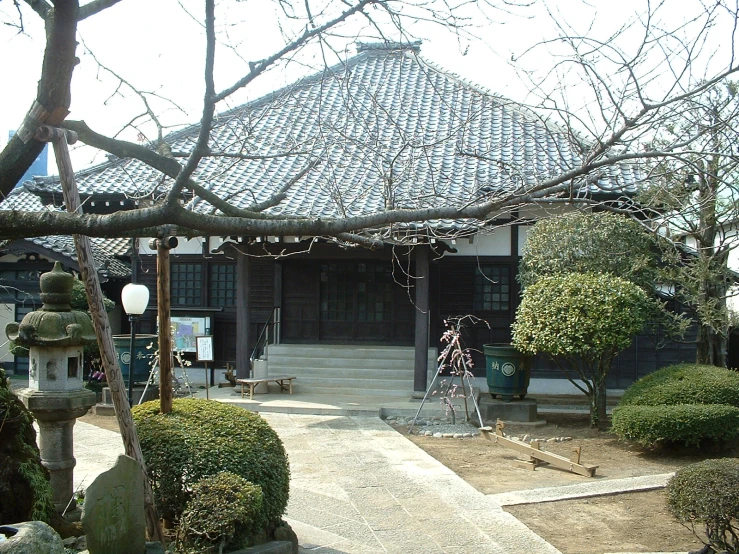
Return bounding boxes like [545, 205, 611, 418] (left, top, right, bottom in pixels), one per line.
[37, 124, 165, 543]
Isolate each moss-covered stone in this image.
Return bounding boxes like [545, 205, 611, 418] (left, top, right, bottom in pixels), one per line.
[0, 368, 54, 524]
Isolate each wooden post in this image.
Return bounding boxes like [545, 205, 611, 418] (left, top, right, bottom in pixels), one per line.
[236, 250, 250, 379]
[40, 125, 164, 543]
[413, 246, 430, 392]
[157, 242, 173, 414]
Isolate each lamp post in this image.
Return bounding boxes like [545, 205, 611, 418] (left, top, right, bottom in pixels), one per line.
[121, 283, 150, 406]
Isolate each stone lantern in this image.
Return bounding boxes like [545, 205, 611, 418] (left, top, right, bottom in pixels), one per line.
[6, 262, 98, 518]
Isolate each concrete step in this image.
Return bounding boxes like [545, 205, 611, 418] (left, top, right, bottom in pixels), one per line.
[266, 366, 414, 380]
[263, 344, 436, 396]
[290, 381, 415, 397]
[267, 344, 420, 361]
[285, 375, 415, 390]
[267, 356, 415, 371]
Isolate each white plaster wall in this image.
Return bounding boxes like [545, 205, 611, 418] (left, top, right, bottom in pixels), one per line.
[139, 236, 204, 255]
[467, 376, 625, 396]
[209, 236, 227, 253]
[443, 227, 511, 257]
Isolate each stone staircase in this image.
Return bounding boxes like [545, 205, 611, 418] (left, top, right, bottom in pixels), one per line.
[262, 344, 437, 397]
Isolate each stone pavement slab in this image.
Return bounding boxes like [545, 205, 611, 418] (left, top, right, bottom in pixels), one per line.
[490, 473, 675, 506]
[261, 413, 561, 554]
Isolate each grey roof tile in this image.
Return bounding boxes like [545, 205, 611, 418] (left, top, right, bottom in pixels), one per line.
[0, 188, 131, 278]
[27, 43, 637, 230]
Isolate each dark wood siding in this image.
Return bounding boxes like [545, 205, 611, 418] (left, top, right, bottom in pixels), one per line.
[281, 261, 320, 342]
[280, 259, 415, 344]
[432, 257, 519, 377]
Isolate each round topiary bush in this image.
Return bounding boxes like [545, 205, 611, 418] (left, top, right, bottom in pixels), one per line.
[619, 364, 739, 407]
[611, 404, 739, 447]
[132, 398, 289, 524]
[666, 458, 739, 553]
[175, 471, 264, 554]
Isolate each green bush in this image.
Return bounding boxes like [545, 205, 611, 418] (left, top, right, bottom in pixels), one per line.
[176, 471, 264, 554]
[619, 364, 739, 407]
[132, 398, 289, 524]
[512, 272, 648, 428]
[667, 458, 739, 553]
[611, 404, 739, 447]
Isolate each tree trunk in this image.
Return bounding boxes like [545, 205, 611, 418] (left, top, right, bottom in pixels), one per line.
[696, 325, 728, 367]
[0, 2, 78, 196]
[48, 129, 164, 543]
[590, 376, 608, 430]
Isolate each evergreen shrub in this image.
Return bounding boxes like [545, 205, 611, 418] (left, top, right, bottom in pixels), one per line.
[612, 364, 739, 448]
[611, 404, 739, 447]
[176, 471, 264, 554]
[619, 364, 739, 407]
[132, 398, 289, 524]
[667, 458, 739, 553]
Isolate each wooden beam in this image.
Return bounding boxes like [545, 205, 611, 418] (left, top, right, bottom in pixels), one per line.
[157, 243, 173, 414]
[413, 246, 430, 392]
[236, 251, 250, 379]
[44, 126, 164, 543]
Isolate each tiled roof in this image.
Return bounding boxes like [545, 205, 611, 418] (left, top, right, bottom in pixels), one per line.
[30, 43, 639, 229]
[0, 187, 131, 278]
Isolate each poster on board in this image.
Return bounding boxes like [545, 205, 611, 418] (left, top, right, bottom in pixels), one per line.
[170, 316, 211, 353]
[196, 336, 214, 362]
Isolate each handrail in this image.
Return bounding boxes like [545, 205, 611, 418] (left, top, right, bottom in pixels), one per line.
[250, 307, 278, 368]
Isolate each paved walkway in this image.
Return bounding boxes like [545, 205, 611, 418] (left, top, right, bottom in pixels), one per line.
[70, 388, 684, 554]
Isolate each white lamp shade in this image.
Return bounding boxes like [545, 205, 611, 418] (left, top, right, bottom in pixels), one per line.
[121, 283, 150, 315]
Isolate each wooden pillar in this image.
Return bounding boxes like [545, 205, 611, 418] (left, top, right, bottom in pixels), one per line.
[157, 243, 173, 414]
[236, 250, 250, 379]
[413, 246, 430, 392]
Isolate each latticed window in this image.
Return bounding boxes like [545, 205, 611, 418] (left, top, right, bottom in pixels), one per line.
[319, 262, 394, 322]
[474, 265, 510, 312]
[209, 263, 236, 307]
[171, 263, 203, 306]
[356, 263, 393, 322]
[320, 263, 354, 321]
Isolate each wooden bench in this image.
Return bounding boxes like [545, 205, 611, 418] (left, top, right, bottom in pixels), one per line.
[236, 376, 296, 400]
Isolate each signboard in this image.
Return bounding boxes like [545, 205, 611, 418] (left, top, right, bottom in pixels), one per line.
[196, 336, 214, 362]
[170, 316, 211, 353]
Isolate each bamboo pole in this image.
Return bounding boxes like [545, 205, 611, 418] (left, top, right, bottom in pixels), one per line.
[39, 125, 165, 543]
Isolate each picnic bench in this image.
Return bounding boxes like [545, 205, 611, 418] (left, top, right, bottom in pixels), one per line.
[236, 376, 297, 400]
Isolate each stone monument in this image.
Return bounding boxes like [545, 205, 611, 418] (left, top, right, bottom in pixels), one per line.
[7, 262, 97, 519]
[82, 454, 146, 554]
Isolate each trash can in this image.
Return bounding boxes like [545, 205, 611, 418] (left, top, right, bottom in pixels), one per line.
[483, 344, 529, 401]
[113, 334, 158, 383]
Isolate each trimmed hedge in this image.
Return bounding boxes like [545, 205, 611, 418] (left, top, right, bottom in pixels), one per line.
[619, 364, 739, 407]
[176, 471, 264, 554]
[611, 404, 739, 447]
[132, 398, 289, 524]
[667, 458, 739, 553]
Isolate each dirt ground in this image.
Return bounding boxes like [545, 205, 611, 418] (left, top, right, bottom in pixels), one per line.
[79, 411, 732, 554]
[393, 413, 739, 554]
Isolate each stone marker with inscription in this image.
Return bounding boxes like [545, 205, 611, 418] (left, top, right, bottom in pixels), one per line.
[81, 454, 146, 554]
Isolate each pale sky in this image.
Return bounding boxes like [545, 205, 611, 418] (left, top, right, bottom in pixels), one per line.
[1, 0, 736, 174]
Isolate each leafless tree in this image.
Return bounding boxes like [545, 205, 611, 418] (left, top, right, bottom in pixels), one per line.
[638, 82, 739, 367]
[0, 0, 736, 245]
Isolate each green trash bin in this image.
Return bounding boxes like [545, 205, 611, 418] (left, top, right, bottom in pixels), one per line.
[113, 334, 158, 383]
[484, 344, 529, 401]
